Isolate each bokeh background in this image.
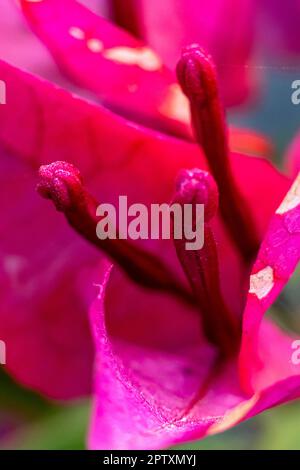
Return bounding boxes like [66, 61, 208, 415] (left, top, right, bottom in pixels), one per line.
[1, 0, 300, 449]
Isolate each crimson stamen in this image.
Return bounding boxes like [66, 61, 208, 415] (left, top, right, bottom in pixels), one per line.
[176, 45, 260, 263]
[173, 169, 241, 356]
[37, 161, 193, 304]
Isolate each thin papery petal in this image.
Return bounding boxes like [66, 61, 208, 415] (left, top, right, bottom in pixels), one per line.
[207, 378, 300, 437]
[208, 323, 300, 435]
[240, 174, 300, 393]
[0, 147, 97, 399]
[253, 320, 299, 391]
[117, 0, 256, 107]
[20, 0, 190, 137]
[89, 263, 300, 449]
[89, 264, 248, 450]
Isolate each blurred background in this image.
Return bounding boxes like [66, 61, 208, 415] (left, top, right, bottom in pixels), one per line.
[1, 0, 300, 449]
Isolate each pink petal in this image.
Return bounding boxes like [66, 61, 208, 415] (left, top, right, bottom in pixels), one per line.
[88, 265, 300, 449]
[116, 0, 257, 107]
[20, 0, 189, 137]
[253, 320, 300, 392]
[89, 264, 246, 450]
[0, 147, 97, 399]
[239, 174, 300, 393]
[209, 321, 300, 436]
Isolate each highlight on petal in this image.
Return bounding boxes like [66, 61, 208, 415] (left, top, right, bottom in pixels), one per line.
[19, 0, 190, 137]
[208, 372, 300, 437]
[207, 394, 260, 435]
[103, 46, 162, 71]
[240, 173, 300, 393]
[158, 83, 190, 127]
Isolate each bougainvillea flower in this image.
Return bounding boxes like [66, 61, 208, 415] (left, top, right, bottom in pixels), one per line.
[0, 3, 290, 403]
[33, 45, 300, 449]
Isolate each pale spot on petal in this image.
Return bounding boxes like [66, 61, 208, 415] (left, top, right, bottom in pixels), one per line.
[103, 47, 162, 71]
[249, 266, 274, 299]
[3, 255, 27, 290]
[276, 173, 300, 214]
[128, 84, 138, 93]
[159, 83, 190, 124]
[87, 38, 103, 53]
[207, 394, 259, 435]
[69, 26, 85, 40]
